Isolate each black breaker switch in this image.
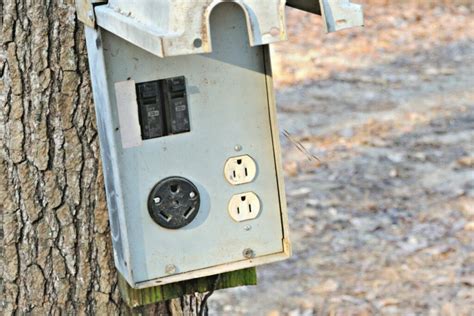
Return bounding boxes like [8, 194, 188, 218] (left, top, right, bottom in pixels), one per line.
[136, 81, 165, 139]
[163, 77, 191, 134]
[136, 76, 191, 140]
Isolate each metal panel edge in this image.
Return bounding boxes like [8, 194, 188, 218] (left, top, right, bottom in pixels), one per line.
[84, 26, 135, 284]
[134, 251, 289, 289]
[263, 45, 292, 257]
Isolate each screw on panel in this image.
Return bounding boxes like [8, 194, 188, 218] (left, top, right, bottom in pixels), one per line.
[244, 225, 252, 231]
[193, 38, 202, 48]
[165, 264, 177, 274]
[153, 197, 161, 204]
[243, 248, 255, 259]
[189, 191, 196, 198]
[234, 144, 242, 152]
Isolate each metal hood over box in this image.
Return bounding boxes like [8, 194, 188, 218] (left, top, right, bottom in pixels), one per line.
[77, 0, 364, 57]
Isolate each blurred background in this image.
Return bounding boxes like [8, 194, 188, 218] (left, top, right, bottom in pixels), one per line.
[210, 0, 474, 315]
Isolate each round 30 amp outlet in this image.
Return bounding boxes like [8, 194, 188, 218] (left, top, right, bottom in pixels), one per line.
[147, 177, 200, 229]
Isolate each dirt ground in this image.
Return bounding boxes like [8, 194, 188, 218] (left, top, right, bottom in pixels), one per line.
[209, 2, 474, 315]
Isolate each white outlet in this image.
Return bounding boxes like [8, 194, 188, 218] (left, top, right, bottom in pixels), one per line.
[224, 155, 257, 185]
[228, 192, 261, 222]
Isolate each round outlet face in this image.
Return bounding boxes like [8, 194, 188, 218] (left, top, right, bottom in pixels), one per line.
[148, 177, 200, 229]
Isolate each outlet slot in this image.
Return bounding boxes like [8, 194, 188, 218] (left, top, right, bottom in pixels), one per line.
[184, 207, 195, 219]
[224, 155, 257, 185]
[228, 192, 261, 222]
[159, 211, 171, 222]
[170, 184, 179, 193]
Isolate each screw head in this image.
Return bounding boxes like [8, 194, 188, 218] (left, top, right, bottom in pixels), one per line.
[153, 197, 161, 204]
[193, 38, 203, 48]
[234, 144, 242, 152]
[165, 264, 177, 274]
[243, 248, 255, 259]
[244, 225, 251, 231]
[189, 191, 196, 198]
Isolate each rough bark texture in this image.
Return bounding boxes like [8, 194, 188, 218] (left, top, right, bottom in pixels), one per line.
[0, 1, 202, 314]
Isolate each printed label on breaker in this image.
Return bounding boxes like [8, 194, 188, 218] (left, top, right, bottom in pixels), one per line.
[168, 98, 190, 134]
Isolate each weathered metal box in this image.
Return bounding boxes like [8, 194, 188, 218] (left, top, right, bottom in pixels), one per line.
[85, 2, 290, 288]
[79, 0, 363, 288]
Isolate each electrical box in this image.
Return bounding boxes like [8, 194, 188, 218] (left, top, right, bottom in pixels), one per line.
[78, 0, 363, 288]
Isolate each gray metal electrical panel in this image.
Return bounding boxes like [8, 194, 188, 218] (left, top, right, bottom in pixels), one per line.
[78, 0, 363, 288]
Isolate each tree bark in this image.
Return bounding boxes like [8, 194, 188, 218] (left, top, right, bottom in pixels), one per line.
[0, 1, 203, 314]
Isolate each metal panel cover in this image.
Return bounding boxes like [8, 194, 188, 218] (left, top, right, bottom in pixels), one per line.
[78, 1, 364, 57]
[94, 0, 287, 57]
[86, 3, 290, 287]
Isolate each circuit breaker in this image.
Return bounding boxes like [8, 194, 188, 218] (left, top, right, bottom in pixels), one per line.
[136, 76, 191, 139]
[78, 0, 363, 288]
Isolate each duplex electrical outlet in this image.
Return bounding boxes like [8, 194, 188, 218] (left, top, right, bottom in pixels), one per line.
[224, 155, 257, 185]
[228, 192, 261, 222]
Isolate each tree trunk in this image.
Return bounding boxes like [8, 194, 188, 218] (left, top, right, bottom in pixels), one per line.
[0, 1, 203, 314]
